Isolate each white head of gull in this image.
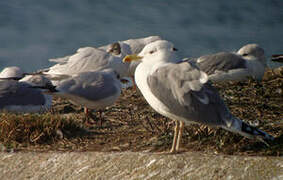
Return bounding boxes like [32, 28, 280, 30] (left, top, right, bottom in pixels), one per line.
[123, 40, 274, 153]
[0, 66, 24, 80]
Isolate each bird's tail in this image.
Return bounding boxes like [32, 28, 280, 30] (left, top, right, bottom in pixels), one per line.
[222, 116, 274, 144]
[271, 54, 283, 63]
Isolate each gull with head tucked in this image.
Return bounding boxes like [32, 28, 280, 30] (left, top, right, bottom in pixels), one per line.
[0, 74, 53, 113]
[187, 44, 267, 82]
[123, 40, 274, 153]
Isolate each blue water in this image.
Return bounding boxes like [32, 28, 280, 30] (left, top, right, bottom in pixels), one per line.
[0, 0, 282, 72]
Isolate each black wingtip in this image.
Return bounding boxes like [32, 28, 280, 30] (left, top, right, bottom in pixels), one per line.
[241, 121, 274, 142]
[46, 83, 58, 92]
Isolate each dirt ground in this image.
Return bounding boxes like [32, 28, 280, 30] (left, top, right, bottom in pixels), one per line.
[0, 68, 282, 156]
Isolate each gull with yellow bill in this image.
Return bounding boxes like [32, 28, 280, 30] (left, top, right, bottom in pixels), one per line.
[123, 40, 274, 153]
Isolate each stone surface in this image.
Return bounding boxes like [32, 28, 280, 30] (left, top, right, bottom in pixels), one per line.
[0, 152, 282, 180]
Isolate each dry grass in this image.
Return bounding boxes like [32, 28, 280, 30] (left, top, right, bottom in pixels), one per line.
[0, 69, 282, 156]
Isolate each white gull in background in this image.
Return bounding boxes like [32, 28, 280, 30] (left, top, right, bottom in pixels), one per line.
[45, 69, 121, 124]
[186, 44, 267, 82]
[46, 36, 162, 87]
[123, 40, 274, 153]
[43, 47, 128, 85]
[0, 75, 52, 113]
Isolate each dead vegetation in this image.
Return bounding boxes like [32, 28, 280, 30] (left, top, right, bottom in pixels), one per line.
[0, 69, 282, 156]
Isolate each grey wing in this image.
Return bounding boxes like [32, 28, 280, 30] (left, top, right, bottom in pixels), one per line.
[147, 62, 231, 126]
[197, 52, 246, 75]
[0, 81, 46, 108]
[0, 80, 18, 96]
[57, 71, 120, 101]
[49, 47, 96, 64]
[47, 48, 110, 75]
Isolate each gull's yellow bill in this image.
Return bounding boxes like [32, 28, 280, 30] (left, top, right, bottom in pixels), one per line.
[123, 54, 143, 63]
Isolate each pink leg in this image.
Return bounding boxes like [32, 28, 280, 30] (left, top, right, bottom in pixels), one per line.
[170, 120, 180, 153]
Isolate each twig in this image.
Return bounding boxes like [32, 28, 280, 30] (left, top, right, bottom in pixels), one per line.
[151, 119, 162, 133]
[30, 132, 44, 143]
[107, 118, 128, 125]
[145, 117, 155, 132]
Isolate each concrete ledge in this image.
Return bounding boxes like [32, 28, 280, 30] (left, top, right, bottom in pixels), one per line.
[0, 152, 282, 179]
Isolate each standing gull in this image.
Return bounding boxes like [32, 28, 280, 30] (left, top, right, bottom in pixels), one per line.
[0, 75, 52, 113]
[45, 69, 121, 124]
[123, 40, 274, 153]
[187, 44, 267, 82]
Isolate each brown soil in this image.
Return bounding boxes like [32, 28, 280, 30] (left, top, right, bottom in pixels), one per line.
[0, 69, 282, 156]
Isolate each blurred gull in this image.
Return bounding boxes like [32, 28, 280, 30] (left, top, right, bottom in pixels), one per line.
[123, 40, 274, 153]
[186, 44, 267, 82]
[46, 69, 121, 124]
[0, 75, 53, 113]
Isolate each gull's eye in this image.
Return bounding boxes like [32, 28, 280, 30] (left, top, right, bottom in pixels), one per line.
[172, 47, 178, 51]
[242, 53, 248, 56]
[149, 50, 155, 54]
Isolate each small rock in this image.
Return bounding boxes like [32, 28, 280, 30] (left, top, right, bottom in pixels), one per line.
[276, 88, 282, 94]
[56, 129, 64, 139]
[273, 66, 283, 76]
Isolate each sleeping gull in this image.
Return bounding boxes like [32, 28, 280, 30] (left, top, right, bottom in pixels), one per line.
[45, 69, 121, 125]
[187, 44, 267, 82]
[0, 66, 25, 80]
[123, 40, 274, 153]
[0, 75, 52, 113]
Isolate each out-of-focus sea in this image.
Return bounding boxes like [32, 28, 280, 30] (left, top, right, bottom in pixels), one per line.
[0, 0, 282, 72]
